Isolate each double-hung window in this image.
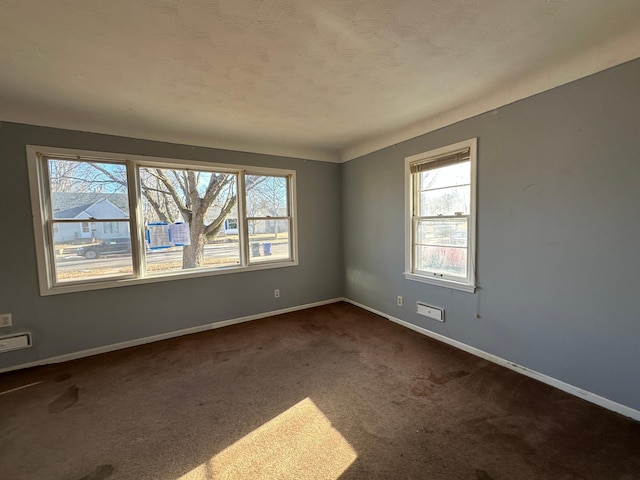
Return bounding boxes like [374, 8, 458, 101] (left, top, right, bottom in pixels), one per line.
[245, 175, 292, 263]
[27, 146, 297, 295]
[405, 138, 477, 292]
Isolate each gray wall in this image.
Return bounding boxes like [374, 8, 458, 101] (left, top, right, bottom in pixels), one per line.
[2, 58, 639, 414]
[343, 58, 640, 411]
[0, 122, 344, 369]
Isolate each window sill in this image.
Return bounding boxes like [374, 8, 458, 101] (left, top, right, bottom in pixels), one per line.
[404, 272, 476, 293]
[40, 260, 298, 296]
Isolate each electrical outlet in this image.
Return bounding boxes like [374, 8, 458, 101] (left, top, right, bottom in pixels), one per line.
[397, 296, 403, 307]
[274, 289, 280, 298]
[0, 313, 12, 328]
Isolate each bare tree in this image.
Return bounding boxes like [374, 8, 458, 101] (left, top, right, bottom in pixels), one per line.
[49, 159, 273, 269]
[48, 159, 127, 208]
[139, 168, 238, 268]
[246, 175, 288, 239]
[71, 161, 268, 268]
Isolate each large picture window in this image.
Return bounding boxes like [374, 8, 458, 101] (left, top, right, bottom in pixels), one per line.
[27, 146, 297, 295]
[405, 138, 477, 292]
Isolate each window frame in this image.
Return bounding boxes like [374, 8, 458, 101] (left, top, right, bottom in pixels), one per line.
[27, 145, 298, 296]
[404, 138, 477, 293]
[244, 173, 293, 264]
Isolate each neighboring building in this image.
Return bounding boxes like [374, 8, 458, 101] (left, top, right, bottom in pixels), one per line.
[223, 218, 239, 234]
[221, 217, 289, 236]
[53, 198, 129, 244]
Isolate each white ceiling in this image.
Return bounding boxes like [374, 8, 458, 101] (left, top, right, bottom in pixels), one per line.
[1, 1, 639, 162]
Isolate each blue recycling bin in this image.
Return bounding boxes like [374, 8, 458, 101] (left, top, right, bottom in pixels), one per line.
[263, 242, 272, 256]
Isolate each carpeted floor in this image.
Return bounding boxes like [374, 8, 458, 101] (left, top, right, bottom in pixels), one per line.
[1, 302, 639, 479]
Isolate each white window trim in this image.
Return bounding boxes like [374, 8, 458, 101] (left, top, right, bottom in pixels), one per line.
[26, 145, 299, 296]
[404, 138, 477, 293]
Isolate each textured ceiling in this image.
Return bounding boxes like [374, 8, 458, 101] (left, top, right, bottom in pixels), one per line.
[1, 0, 639, 162]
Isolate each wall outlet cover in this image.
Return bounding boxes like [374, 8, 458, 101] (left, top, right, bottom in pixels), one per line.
[0, 313, 12, 328]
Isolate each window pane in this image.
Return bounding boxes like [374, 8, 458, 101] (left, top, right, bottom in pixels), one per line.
[419, 161, 470, 191]
[54, 227, 133, 283]
[48, 159, 129, 218]
[246, 175, 289, 217]
[419, 185, 470, 216]
[417, 218, 468, 247]
[103, 222, 121, 234]
[145, 242, 241, 275]
[248, 219, 290, 263]
[138, 167, 239, 273]
[415, 245, 467, 278]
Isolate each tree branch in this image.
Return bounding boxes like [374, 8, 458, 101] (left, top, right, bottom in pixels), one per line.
[154, 168, 190, 220]
[87, 163, 127, 187]
[186, 170, 200, 215]
[140, 187, 171, 223]
[204, 195, 237, 238]
[202, 174, 232, 210]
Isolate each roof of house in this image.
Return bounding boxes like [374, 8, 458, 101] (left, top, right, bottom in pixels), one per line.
[53, 202, 95, 219]
[52, 196, 128, 219]
[52, 193, 129, 217]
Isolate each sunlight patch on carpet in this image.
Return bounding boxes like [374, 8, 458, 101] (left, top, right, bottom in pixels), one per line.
[178, 397, 357, 480]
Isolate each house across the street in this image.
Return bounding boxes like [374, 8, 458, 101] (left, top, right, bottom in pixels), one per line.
[53, 197, 129, 244]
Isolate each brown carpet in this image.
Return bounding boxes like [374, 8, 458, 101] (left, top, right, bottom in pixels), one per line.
[1, 302, 639, 480]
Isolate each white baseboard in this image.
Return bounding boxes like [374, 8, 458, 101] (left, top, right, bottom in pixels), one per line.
[4, 296, 638, 422]
[343, 298, 640, 422]
[0, 298, 343, 374]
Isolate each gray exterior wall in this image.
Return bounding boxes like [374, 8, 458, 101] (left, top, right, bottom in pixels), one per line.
[0, 122, 343, 369]
[343, 58, 640, 412]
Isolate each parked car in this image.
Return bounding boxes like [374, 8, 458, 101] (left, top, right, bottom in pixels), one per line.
[77, 238, 131, 259]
